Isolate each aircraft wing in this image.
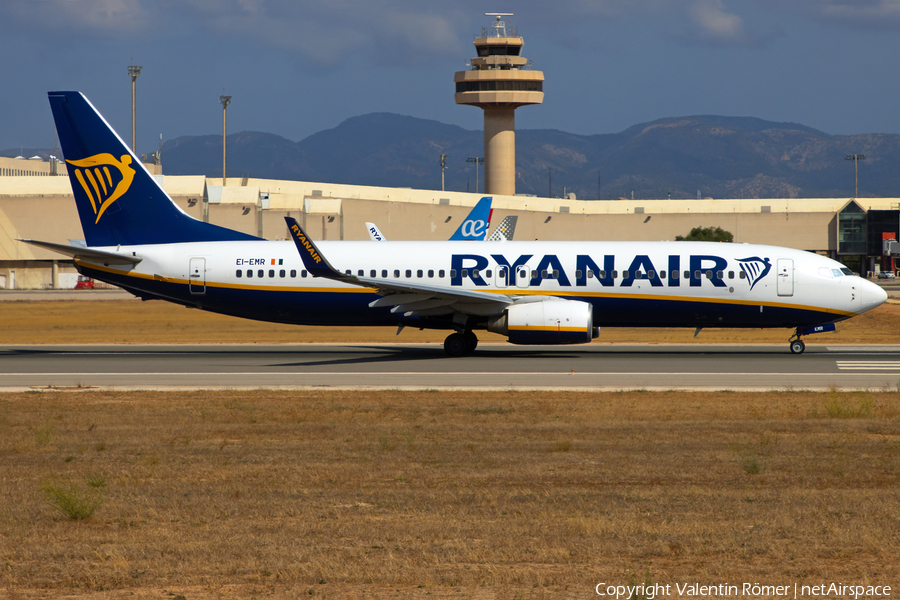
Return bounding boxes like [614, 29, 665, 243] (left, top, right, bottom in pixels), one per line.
[17, 239, 142, 265]
[284, 217, 511, 316]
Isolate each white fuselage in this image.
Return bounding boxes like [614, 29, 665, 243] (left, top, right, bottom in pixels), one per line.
[75, 239, 886, 330]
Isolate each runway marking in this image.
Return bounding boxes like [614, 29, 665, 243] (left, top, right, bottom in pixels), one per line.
[828, 346, 900, 352]
[0, 371, 871, 377]
[836, 361, 900, 371]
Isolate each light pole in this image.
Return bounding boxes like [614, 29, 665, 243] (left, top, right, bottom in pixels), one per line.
[220, 95, 231, 186]
[440, 154, 447, 192]
[845, 154, 866, 198]
[466, 156, 483, 194]
[128, 65, 142, 154]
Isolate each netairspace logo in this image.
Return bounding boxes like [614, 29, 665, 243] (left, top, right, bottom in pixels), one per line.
[594, 582, 892, 599]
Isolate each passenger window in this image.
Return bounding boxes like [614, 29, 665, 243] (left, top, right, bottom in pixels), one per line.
[290, 270, 297, 278]
[280, 270, 286, 278]
[685, 271, 691, 279]
[739, 271, 746, 279]
[552, 270, 559, 279]
[716, 270, 724, 280]
[439, 270, 446, 278]
[694, 270, 700, 279]
[541, 270, 548, 279]
[371, 270, 377, 277]
[486, 269, 492, 278]
[671, 270, 678, 280]
[623, 270, 629, 279]
[236, 270, 242, 278]
[728, 271, 734, 279]
[257, 270, 264, 278]
[269, 269, 275, 278]
[462, 269, 468, 278]
[405, 270, 412, 278]
[472, 269, 479, 278]
[394, 269, 400, 278]
[247, 270, 253, 278]
[612, 270, 618, 278]
[599, 270, 606, 278]
[428, 270, 434, 278]
[358, 270, 364, 277]
[706, 270, 713, 279]
[417, 269, 423, 278]
[648, 270, 655, 279]
[531, 270, 537, 279]
[382, 269, 388, 278]
[450, 269, 457, 278]
[301, 270, 307, 278]
[499, 267, 507, 277]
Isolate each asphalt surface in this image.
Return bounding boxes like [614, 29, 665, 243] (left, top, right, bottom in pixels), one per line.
[2, 343, 900, 391]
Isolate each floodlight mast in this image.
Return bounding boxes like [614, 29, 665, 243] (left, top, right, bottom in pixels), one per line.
[128, 65, 142, 153]
[845, 154, 866, 198]
[220, 95, 232, 186]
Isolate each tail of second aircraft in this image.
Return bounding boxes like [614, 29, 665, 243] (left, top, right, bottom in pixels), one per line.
[449, 197, 492, 241]
[48, 91, 259, 247]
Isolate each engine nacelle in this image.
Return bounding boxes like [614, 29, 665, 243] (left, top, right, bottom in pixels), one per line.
[488, 300, 595, 345]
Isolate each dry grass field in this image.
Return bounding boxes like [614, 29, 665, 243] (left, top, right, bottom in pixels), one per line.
[1, 298, 899, 345]
[2, 390, 899, 599]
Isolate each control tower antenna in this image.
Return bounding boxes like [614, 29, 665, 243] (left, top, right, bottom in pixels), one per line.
[454, 13, 544, 196]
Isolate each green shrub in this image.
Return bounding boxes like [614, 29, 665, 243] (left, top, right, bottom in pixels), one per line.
[41, 477, 103, 520]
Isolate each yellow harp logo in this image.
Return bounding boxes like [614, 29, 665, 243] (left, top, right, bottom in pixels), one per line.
[66, 153, 136, 223]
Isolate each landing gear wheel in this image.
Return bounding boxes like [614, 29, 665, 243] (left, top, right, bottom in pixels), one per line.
[463, 331, 478, 354]
[444, 333, 468, 357]
[790, 339, 805, 354]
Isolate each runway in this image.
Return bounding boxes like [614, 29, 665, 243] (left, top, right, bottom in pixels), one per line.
[2, 343, 900, 391]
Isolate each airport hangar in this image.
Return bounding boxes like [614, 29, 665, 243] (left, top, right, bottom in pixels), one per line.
[0, 158, 898, 290]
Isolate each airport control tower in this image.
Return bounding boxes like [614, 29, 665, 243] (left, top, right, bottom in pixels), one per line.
[454, 13, 544, 196]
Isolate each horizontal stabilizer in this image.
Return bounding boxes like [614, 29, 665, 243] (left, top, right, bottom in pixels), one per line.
[17, 239, 142, 264]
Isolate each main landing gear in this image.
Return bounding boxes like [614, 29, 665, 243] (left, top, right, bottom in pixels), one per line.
[444, 330, 478, 357]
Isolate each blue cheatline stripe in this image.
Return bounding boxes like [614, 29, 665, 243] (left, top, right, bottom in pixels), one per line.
[77, 262, 846, 330]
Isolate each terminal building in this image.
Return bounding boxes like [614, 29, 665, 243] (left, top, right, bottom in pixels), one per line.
[1, 168, 898, 289]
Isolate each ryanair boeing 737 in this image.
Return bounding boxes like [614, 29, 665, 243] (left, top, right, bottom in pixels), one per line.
[20, 92, 888, 356]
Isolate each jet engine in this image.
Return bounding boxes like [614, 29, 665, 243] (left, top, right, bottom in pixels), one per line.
[488, 299, 596, 345]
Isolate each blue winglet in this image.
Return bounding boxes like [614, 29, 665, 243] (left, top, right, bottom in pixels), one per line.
[449, 197, 492, 241]
[285, 216, 347, 280]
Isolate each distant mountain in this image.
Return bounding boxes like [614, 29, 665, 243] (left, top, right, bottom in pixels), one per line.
[18, 114, 900, 199]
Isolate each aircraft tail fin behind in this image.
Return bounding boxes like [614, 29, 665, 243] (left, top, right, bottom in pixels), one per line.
[487, 215, 517, 241]
[449, 197, 492, 241]
[48, 91, 259, 247]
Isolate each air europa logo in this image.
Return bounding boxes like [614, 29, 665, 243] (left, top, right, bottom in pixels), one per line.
[460, 219, 487, 239]
[66, 153, 136, 224]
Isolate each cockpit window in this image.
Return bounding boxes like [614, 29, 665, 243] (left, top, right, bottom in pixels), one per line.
[819, 268, 833, 278]
[840, 268, 853, 276]
[832, 268, 844, 278]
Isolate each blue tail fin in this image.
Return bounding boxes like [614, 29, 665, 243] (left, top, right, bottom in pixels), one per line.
[449, 196, 492, 241]
[48, 91, 259, 247]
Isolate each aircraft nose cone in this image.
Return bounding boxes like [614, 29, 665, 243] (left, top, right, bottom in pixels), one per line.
[860, 279, 889, 313]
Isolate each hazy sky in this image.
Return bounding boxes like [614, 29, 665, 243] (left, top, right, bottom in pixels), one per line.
[2, 0, 899, 155]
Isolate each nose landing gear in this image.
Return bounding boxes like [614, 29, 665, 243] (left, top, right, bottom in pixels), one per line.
[789, 322, 837, 354]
